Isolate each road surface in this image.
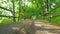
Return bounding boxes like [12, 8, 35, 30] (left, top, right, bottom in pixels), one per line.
[0, 20, 60, 34]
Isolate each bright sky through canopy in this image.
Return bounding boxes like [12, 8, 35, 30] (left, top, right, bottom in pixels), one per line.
[22, 0, 32, 7]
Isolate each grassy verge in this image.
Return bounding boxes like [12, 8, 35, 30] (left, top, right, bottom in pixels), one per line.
[39, 18, 60, 26]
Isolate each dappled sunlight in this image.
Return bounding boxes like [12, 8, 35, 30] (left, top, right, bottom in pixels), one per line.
[0, 0, 60, 34]
[11, 27, 20, 30]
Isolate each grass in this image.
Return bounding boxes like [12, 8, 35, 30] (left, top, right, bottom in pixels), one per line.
[39, 18, 60, 26]
[0, 17, 60, 27]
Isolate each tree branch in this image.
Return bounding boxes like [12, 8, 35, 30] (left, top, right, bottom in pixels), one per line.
[46, 14, 60, 18]
[0, 6, 13, 12]
[51, 14, 60, 18]
[50, 5, 60, 13]
[0, 15, 18, 18]
[0, 15, 13, 18]
[43, 5, 60, 16]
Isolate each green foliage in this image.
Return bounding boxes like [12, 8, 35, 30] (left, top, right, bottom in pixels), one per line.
[0, 0, 60, 25]
[0, 18, 13, 25]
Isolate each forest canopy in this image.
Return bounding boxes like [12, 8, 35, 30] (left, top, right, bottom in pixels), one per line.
[0, 0, 60, 25]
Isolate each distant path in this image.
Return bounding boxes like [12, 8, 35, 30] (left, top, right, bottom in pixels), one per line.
[0, 20, 60, 34]
[34, 20, 60, 34]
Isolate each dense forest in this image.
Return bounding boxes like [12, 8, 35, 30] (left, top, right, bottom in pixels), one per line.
[0, 0, 60, 25]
